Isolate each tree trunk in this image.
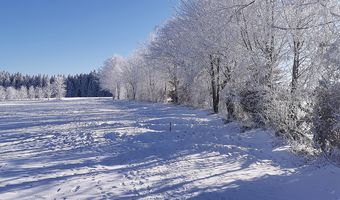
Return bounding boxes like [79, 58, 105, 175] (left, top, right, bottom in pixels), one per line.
[291, 40, 300, 95]
[210, 54, 219, 113]
[289, 39, 302, 139]
[172, 65, 179, 104]
[216, 56, 220, 113]
[116, 83, 120, 100]
[226, 98, 235, 121]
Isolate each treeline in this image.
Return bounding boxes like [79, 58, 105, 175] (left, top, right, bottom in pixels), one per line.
[0, 70, 111, 99]
[99, 0, 340, 159]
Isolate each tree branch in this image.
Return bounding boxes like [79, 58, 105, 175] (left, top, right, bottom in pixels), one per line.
[272, 19, 340, 30]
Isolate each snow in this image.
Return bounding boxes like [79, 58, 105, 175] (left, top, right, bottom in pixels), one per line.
[0, 98, 339, 200]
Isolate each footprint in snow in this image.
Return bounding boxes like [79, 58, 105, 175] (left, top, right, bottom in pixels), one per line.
[72, 186, 80, 192]
[124, 174, 132, 180]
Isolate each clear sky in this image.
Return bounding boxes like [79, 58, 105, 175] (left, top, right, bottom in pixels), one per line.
[0, 0, 178, 75]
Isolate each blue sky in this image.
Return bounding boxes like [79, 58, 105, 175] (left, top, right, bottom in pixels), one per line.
[0, 0, 178, 75]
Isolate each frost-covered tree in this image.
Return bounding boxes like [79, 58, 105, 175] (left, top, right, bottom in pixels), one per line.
[6, 87, 17, 100]
[171, 0, 234, 112]
[52, 75, 66, 99]
[28, 86, 36, 99]
[18, 86, 28, 100]
[140, 51, 168, 102]
[148, 20, 187, 104]
[36, 87, 44, 100]
[123, 52, 144, 100]
[44, 82, 53, 100]
[99, 55, 125, 99]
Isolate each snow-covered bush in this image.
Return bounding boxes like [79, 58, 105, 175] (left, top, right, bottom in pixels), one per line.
[312, 39, 340, 155]
[238, 84, 271, 127]
[236, 81, 311, 146]
[313, 82, 340, 153]
[263, 89, 310, 143]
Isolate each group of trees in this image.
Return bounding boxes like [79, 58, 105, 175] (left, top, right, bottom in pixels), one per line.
[65, 71, 112, 97]
[0, 71, 51, 89]
[0, 70, 111, 100]
[0, 73, 66, 100]
[99, 0, 340, 157]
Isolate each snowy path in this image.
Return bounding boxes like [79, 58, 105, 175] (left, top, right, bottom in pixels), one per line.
[0, 98, 339, 200]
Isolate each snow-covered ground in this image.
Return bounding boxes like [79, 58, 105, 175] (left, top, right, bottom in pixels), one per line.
[0, 98, 339, 200]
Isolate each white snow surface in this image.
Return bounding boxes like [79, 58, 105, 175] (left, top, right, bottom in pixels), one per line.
[0, 98, 339, 200]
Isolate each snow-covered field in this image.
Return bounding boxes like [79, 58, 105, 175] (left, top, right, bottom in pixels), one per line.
[0, 98, 339, 200]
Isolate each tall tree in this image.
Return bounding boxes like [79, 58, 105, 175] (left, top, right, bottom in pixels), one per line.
[53, 75, 66, 99]
[99, 55, 125, 99]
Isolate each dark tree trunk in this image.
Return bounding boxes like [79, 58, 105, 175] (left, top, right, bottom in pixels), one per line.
[170, 65, 179, 104]
[290, 40, 302, 120]
[291, 40, 301, 95]
[226, 98, 235, 121]
[116, 83, 120, 100]
[210, 54, 220, 113]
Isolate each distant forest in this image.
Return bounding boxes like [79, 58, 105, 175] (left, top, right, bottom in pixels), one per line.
[0, 70, 112, 97]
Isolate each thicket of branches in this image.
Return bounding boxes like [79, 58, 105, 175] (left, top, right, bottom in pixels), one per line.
[99, 0, 340, 157]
